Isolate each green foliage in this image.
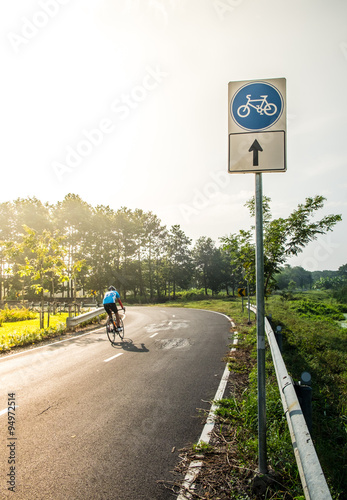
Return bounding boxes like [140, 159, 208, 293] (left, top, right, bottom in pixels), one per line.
[176, 288, 211, 301]
[0, 305, 37, 323]
[291, 299, 345, 321]
[0, 310, 103, 351]
[223, 195, 342, 296]
[165, 297, 345, 497]
[332, 284, 347, 304]
[192, 441, 214, 454]
[0, 318, 66, 351]
[266, 294, 347, 497]
[276, 265, 313, 290]
[214, 365, 302, 498]
[0, 195, 343, 306]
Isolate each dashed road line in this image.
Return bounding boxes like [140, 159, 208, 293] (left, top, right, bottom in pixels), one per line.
[104, 353, 124, 363]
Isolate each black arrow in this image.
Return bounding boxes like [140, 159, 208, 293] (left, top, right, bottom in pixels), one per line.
[248, 139, 263, 166]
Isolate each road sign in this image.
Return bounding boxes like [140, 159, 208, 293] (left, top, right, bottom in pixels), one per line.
[228, 78, 286, 173]
[238, 288, 246, 297]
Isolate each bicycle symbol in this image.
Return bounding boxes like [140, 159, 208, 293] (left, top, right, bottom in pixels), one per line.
[237, 95, 277, 118]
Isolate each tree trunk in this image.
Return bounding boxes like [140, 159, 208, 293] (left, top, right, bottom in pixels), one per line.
[40, 292, 44, 329]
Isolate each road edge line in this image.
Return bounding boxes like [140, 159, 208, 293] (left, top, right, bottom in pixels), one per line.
[177, 321, 238, 499]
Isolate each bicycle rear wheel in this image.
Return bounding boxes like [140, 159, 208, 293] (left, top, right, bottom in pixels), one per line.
[106, 317, 116, 344]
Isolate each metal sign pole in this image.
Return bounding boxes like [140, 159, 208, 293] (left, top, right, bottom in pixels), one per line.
[255, 172, 267, 474]
[228, 77, 286, 475]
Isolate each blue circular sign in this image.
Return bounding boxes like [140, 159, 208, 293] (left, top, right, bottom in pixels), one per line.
[231, 82, 284, 131]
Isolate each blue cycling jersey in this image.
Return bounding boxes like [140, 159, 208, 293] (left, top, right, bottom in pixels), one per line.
[103, 290, 120, 304]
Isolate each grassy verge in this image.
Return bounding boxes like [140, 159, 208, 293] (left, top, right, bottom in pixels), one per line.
[266, 294, 347, 499]
[0, 313, 69, 351]
[0, 309, 106, 352]
[164, 296, 346, 499]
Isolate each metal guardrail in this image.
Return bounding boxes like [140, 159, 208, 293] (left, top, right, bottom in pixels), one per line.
[66, 307, 105, 328]
[250, 305, 332, 500]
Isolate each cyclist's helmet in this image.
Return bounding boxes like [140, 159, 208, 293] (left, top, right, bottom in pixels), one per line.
[108, 286, 116, 291]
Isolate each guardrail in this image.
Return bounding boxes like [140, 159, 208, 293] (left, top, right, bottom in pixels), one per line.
[250, 305, 332, 500]
[66, 307, 105, 328]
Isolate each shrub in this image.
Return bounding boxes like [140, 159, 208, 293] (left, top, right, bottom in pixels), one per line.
[291, 299, 345, 321]
[0, 305, 37, 323]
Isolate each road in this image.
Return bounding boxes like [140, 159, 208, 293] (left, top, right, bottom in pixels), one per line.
[0, 306, 232, 499]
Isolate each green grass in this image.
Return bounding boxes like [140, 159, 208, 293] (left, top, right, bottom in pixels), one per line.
[0, 305, 37, 323]
[266, 294, 347, 499]
[0, 312, 69, 351]
[164, 294, 346, 499]
[161, 296, 254, 324]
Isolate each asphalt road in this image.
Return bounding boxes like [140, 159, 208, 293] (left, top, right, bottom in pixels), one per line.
[0, 306, 232, 499]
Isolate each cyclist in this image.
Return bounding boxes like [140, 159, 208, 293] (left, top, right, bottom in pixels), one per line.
[103, 286, 125, 332]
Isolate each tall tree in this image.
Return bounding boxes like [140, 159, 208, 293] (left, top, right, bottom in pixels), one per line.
[166, 225, 192, 298]
[4, 226, 67, 328]
[52, 194, 92, 298]
[223, 195, 342, 295]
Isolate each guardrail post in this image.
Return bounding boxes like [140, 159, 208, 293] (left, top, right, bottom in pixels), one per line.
[294, 373, 313, 435]
[275, 325, 283, 352]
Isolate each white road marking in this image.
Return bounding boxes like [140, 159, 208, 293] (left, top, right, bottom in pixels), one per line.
[177, 324, 237, 500]
[104, 353, 124, 363]
[149, 333, 158, 338]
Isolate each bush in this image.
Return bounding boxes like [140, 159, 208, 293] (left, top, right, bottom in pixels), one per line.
[0, 305, 37, 323]
[333, 285, 347, 304]
[291, 299, 345, 321]
[177, 288, 209, 301]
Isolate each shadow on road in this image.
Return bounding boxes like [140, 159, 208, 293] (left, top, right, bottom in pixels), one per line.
[110, 338, 149, 353]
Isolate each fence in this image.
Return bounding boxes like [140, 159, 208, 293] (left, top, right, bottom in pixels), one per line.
[250, 305, 332, 500]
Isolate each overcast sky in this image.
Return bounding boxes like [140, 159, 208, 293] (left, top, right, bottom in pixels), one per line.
[1, 0, 346, 271]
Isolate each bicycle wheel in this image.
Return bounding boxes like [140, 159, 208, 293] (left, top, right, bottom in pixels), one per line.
[117, 317, 124, 340]
[237, 104, 250, 117]
[264, 103, 277, 116]
[106, 317, 116, 344]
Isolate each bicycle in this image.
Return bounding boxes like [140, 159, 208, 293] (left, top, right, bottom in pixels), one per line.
[237, 94, 277, 118]
[106, 308, 125, 344]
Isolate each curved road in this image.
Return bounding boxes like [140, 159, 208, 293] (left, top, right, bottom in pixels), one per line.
[0, 306, 232, 499]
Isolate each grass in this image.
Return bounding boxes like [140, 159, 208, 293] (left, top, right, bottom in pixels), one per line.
[265, 294, 347, 498]
[0, 312, 69, 351]
[0, 305, 37, 323]
[164, 294, 346, 499]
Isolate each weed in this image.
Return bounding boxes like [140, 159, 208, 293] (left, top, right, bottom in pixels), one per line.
[192, 441, 214, 454]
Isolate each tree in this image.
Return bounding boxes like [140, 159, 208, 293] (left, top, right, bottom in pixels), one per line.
[224, 195, 342, 295]
[220, 230, 256, 295]
[276, 265, 312, 290]
[52, 194, 92, 298]
[193, 237, 227, 295]
[4, 226, 68, 328]
[166, 225, 192, 298]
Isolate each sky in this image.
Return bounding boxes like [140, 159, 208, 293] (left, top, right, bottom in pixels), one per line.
[1, 0, 346, 271]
